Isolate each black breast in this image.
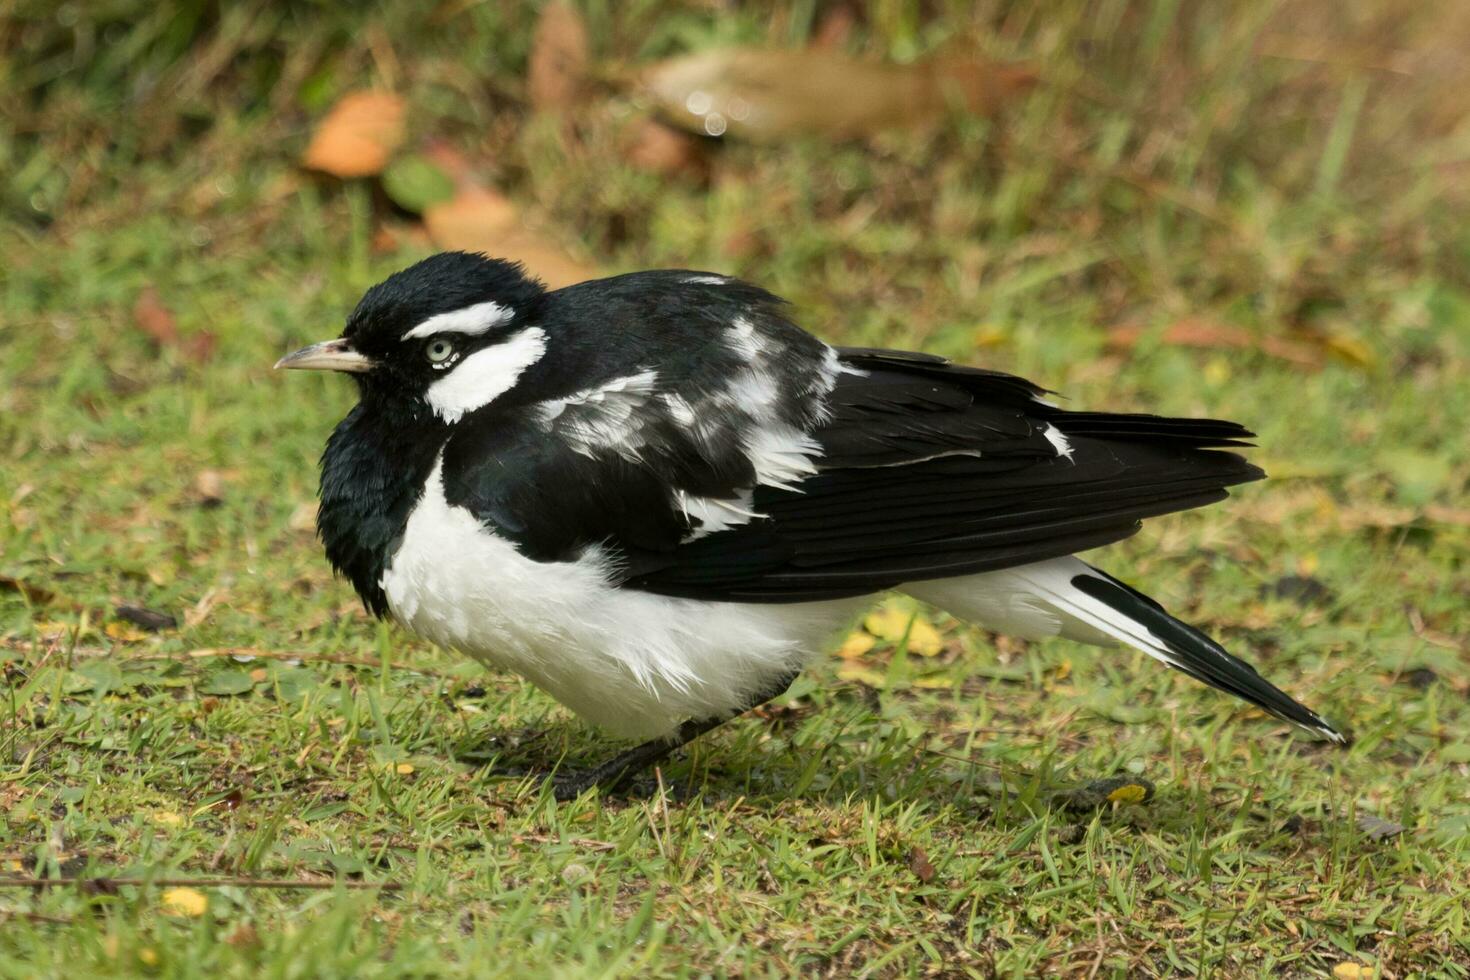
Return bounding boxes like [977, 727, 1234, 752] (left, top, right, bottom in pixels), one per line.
[316, 403, 444, 616]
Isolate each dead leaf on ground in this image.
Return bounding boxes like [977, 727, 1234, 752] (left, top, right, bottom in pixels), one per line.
[528, 2, 590, 112]
[1357, 812, 1407, 840]
[195, 470, 225, 507]
[1332, 962, 1374, 979]
[0, 575, 55, 605]
[810, 3, 859, 50]
[303, 90, 407, 178]
[642, 47, 1036, 142]
[131, 288, 216, 364]
[906, 845, 936, 883]
[423, 185, 596, 288]
[1107, 319, 1325, 367]
[624, 118, 709, 179]
[1054, 775, 1156, 811]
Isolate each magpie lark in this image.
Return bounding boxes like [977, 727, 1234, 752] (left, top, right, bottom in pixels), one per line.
[277, 252, 1347, 797]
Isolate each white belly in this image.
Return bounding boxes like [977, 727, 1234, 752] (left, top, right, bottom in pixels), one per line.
[380, 459, 864, 739]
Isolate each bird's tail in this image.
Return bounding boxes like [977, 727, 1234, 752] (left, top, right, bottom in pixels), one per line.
[993, 558, 1349, 744]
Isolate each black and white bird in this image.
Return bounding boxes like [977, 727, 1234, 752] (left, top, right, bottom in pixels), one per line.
[277, 252, 1346, 796]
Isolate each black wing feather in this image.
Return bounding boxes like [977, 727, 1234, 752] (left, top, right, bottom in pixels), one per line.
[443, 337, 1263, 603]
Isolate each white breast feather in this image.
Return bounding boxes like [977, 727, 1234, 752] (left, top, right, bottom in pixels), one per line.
[381, 457, 863, 739]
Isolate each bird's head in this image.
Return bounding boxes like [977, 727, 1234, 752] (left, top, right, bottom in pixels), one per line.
[275, 252, 549, 422]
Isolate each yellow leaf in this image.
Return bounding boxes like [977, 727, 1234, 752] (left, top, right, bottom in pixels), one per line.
[1053, 659, 1072, 682]
[151, 811, 185, 828]
[1323, 333, 1377, 370]
[161, 886, 208, 917]
[1332, 963, 1372, 980]
[836, 664, 887, 689]
[862, 606, 943, 656]
[836, 632, 875, 659]
[394, 762, 414, 775]
[912, 675, 955, 689]
[105, 621, 147, 643]
[1106, 784, 1149, 805]
[138, 947, 159, 966]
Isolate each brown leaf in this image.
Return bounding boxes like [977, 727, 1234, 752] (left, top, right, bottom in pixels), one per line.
[906, 845, 936, 883]
[810, 4, 859, 50]
[195, 470, 225, 507]
[624, 118, 708, 179]
[303, 91, 407, 178]
[528, 2, 589, 112]
[133, 287, 179, 347]
[642, 48, 1036, 142]
[1107, 318, 1325, 368]
[0, 575, 55, 605]
[423, 186, 595, 288]
[131, 287, 215, 364]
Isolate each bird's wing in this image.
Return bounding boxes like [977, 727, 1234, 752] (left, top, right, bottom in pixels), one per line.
[441, 341, 1262, 602]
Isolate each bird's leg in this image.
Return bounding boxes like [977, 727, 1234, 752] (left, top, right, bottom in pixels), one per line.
[551, 670, 799, 801]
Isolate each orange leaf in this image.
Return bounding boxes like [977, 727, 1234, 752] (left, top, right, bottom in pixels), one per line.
[303, 91, 407, 178]
[423, 186, 595, 289]
[528, 2, 589, 112]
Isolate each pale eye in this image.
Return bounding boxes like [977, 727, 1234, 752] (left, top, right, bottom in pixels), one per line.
[425, 339, 455, 364]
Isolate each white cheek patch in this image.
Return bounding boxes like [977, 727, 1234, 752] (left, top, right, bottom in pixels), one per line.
[425, 327, 547, 422]
[402, 300, 514, 340]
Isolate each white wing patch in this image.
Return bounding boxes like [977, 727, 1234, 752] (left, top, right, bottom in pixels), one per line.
[537, 371, 659, 460]
[1043, 423, 1075, 460]
[684, 274, 727, 286]
[402, 300, 514, 340]
[676, 489, 760, 540]
[425, 327, 547, 423]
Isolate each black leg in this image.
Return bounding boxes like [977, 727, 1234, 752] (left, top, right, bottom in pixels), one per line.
[551, 669, 799, 801]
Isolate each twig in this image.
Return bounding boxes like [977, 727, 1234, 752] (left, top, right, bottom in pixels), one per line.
[0, 876, 401, 891]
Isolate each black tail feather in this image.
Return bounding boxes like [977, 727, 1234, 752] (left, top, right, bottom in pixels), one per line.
[1072, 567, 1349, 745]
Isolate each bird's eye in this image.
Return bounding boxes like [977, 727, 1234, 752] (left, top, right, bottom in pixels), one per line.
[425, 339, 455, 364]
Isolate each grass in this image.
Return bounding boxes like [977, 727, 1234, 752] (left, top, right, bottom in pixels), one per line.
[3, 0, 1469, 975]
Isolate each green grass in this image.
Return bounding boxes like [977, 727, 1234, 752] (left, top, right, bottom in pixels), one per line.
[3, 1, 1469, 976]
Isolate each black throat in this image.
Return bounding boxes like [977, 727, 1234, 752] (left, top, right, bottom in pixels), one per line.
[317, 401, 445, 616]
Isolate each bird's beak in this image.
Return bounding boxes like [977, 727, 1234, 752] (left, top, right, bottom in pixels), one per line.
[274, 338, 373, 374]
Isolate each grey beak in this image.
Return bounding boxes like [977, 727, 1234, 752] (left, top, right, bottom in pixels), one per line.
[274, 338, 373, 373]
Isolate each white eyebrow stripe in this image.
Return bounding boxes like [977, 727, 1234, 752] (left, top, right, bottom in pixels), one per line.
[402, 301, 514, 340]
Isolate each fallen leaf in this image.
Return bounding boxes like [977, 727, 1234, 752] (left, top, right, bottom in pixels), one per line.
[811, 3, 859, 50]
[394, 762, 414, 775]
[624, 118, 708, 179]
[224, 923, 259, 948]
[907, 845, 936, 883]
[303, 90, 407, 178]
[1054, 776, 1157, 811]
[1107, 318, 1324, 367]
[835, 631, 876, 659]
[132, 287, 178, 347]
[115, 604, 177, 632]
[0, 575, 55, 605]
[423, 186, 596, 288]
[528, 2, 589, 112]
[862, 606, 943, 656]
[643, 47, 1036, 142]
[1333, 963, 1373, 979]
[382, 154, 456, 214]
[1357, 813, 1406, 840]
[151, 811, 185, 828]
[195, 470, 225, 506]
[104, 621, 148, 643]
[835, 663, 887, 689]
[161, 886, 208, 917]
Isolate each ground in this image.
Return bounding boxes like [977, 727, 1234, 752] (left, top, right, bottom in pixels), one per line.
[1, 1, 1468, 976]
